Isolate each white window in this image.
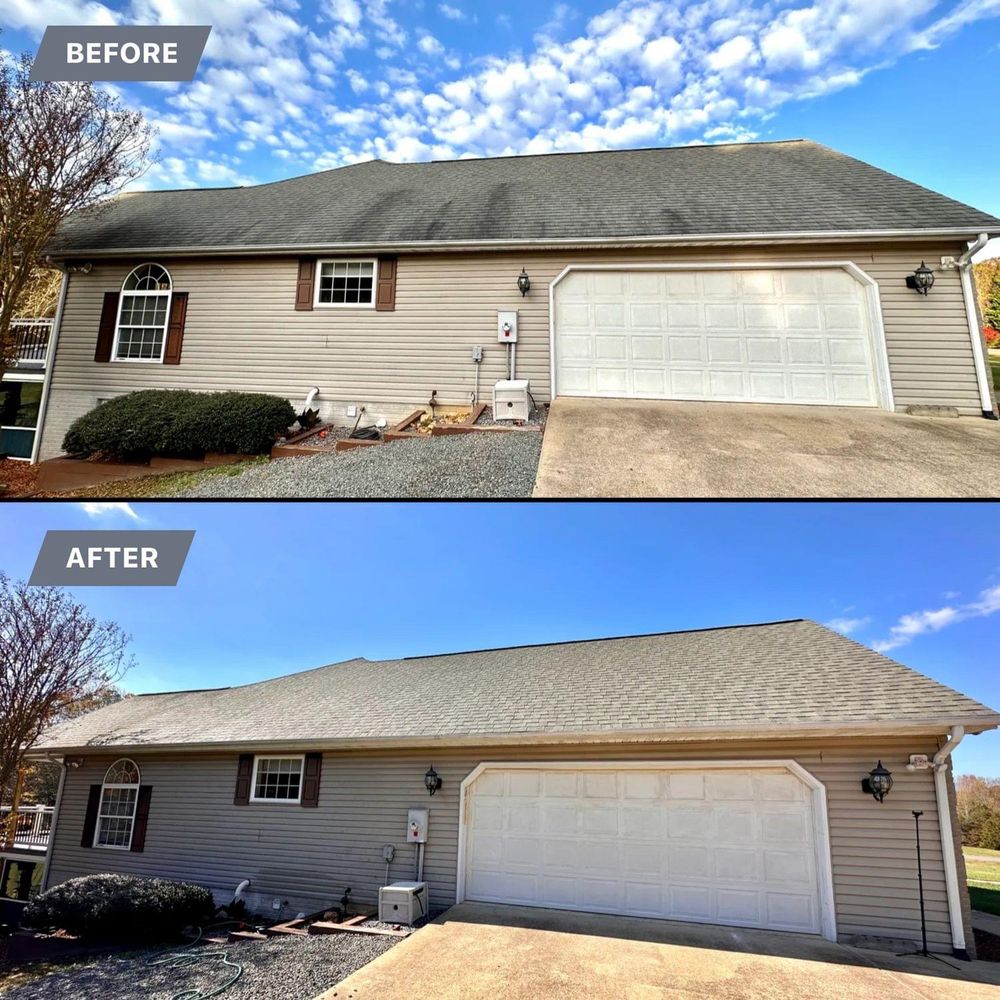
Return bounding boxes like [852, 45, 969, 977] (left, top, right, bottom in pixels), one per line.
[95, 758, 140, 849]
[315, 259, 376, 308]
[113, 263, 172, 362]
[251, 755, 304, 802]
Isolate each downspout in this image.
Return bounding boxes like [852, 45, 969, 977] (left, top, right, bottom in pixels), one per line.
[30, 265, 70, 463]
[40, 758, 68, 892]
[956, 233, 996, 419]
[932, 725, 968, 958]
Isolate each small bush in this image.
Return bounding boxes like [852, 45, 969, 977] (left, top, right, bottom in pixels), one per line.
[62, 390, 296, 461]
[23, 874, 214, 941]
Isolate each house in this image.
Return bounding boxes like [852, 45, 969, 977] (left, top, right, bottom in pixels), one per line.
[31, 139, 1000, 462]
[25, 620, 1000, 958]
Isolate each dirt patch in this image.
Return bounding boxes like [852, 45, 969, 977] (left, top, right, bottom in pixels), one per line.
[974, 927, 1000, 962]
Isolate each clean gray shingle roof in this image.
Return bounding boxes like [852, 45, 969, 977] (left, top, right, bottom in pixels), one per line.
[34, 620, 1000, 751]
[48, 140, 1000, 255]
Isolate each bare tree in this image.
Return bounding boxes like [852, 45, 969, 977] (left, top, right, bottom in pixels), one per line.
[0, 574, 133, 810]
[0, 48, 153, 374]
[14, 265, 62, 319]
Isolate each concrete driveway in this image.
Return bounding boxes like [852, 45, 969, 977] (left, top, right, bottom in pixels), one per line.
[321, 903, 1000, 1000]
[533, 397, 1000, 497]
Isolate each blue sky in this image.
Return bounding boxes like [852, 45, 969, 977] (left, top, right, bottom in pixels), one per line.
[1, 0, 999, 239]
[2, 500, 999, 776]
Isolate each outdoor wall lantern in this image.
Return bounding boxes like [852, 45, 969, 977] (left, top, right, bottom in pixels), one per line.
[424, 765, 443, 796]
[861, 760, 893, 802]
[517, 267, 531, 297]
[905, 261, 935, 295]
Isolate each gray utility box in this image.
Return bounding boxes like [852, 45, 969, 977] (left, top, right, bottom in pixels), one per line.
[378, 881, 428, 926]
[493, 379, 530, 421]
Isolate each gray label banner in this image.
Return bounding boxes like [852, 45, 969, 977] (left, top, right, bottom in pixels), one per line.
[29, 531, 195, 586]
[30, 26, 211, 82]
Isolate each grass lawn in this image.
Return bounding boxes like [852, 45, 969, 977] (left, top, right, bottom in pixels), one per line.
[970, 884, 1000, 916]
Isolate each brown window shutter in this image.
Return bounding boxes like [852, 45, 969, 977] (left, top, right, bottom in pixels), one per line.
[375, 257, 397, 312]
[163, 292, 188, 365]
[295, 259, 316, 311]
[81, 784, 101, 847]
[130, 786, 153, 852]
[301, 753, 322, 807]
[94, 292, 119, 362]
[234, 754, 254, 805]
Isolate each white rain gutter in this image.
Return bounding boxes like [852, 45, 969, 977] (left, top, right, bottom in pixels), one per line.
[40, 759, 68, 892]
[44, 227, 994, 260]
[29, 266, 70, 464]
[932, 725, 968, 957]
[956, 234, 996, 418]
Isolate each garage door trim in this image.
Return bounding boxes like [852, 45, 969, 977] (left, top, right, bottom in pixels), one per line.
[548, 261, 894, 411]
[456, 759, 837, 941]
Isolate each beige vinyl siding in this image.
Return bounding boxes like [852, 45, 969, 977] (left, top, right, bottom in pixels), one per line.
[44, 735, 968, 952]
[37, 242, 985, 458]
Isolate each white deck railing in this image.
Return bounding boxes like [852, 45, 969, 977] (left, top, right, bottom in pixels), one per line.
[11, 318, 53, 366]
[0, 805, 54, 851]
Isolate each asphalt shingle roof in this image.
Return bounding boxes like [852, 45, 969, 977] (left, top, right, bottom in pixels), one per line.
[34, 620, 1000, 751]
[48, 140, 1000, 256]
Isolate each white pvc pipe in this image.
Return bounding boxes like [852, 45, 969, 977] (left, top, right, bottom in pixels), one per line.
[29, 267, 70, 464]
[957, 234, 994, 417]
[932, 725, 967, 956]
[40, 760, 68, 892]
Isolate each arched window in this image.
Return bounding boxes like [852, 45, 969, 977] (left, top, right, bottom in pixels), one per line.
[95, 758, 141, 849]
[113, 264, 172, 362]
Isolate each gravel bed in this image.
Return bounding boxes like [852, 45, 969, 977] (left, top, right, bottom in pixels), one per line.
[181, 432, 542, 498]
[279, 426, 355, 451]
[475, 404, 547, 427]
[2, 932, 398, 1000]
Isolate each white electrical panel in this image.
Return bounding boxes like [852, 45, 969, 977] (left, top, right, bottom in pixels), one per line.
[497, 311, 518, 343]
[407, 807, 428, 843]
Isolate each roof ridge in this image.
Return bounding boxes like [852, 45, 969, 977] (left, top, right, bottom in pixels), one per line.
[401, 618, 808, 660]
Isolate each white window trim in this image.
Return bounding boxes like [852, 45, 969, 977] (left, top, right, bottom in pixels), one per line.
[0, 375, 44, 462]
[249, 754, 305, 804]
[93, 758, 141, 851]
[111, 263, 173, 364]
[313, 258, 378, 309]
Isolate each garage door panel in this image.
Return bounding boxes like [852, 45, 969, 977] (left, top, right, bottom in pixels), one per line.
[555, 267, 879, 407]
[465, 765, 823, 935]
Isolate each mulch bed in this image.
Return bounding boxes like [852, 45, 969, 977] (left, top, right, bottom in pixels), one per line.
[0, 458, 39, 497]
[974, 926, 1000, 962]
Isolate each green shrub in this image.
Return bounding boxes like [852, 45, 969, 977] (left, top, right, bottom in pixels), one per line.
[62, 390, 296, 461]
[23, 874, 215, 941]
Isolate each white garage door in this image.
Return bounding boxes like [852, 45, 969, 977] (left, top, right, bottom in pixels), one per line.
[463, 765, 823, 934]
[553, 267, 882, 406]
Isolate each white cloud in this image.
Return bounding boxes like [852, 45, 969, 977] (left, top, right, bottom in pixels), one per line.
[872, 582, 1000, 653]
[825, 616, 872, 636]
[79, 502, 141, 521]
[37, 0, 1000, 193]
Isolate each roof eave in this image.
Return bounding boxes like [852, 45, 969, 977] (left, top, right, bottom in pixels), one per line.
[44, 227, 997, 260]
[27, 713, 1000, 758]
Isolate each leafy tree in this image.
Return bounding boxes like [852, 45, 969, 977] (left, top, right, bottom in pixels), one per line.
[0, 574, 132, 820]
[983, 267, 1000, 331]
[0, 45, 153, 375]
[957, 774, 1000, 847]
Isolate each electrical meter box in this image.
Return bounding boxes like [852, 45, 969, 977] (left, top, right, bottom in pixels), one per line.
[378, 881, 427, 926]
[407, 807, 428, 843]
[493, 379, 530, 421]
[497, 311, 518, 343]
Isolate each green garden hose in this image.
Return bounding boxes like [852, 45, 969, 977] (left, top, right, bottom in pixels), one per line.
[145, 924, 244, 1000]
